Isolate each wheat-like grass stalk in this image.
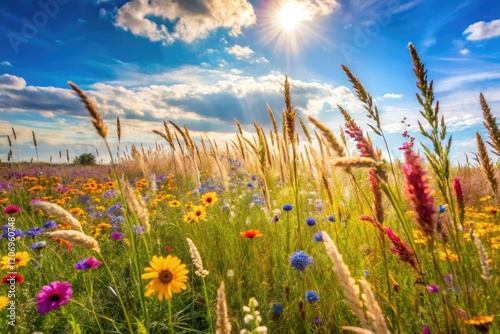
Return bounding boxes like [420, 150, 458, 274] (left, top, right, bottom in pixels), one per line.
[234, 118, 244, 135]
[475, 131, 498, 195]
[31, 201, 83, 231]
[117, 116, 121, 143]
[480, 93, 500, 156]
[186, 238, 209, 277]
[268, 104, 279, 143]
[298, 116, 312, 145]
[47, 230, 100, 252]
[216, 281, 231, 334]
[332, 157, 380, 169]
[472, 231, 492, 281]
[68, 82, 107, 139]
[359, 277, 390, 334]
[119, 177, 150, 232]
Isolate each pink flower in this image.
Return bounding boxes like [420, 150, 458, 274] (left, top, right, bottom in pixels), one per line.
[74, 256, 102, 270]
[3, 205, 21, 215]
[36, 281, 72, 314]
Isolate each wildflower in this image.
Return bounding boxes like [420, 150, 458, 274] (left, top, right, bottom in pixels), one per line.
[75, 256, 102, 270]
[36, 281, 72, 314]
[314, 317, 322, 325]
[282, 204, 293, 211]
[315, 199, 324, 212]
[305, 290, 319, 303]
[226, 269, 234, 278]
[272, 303, 283, 314]
[0, 296, 9, 310]
[30, 241, 47, 250]
[43, 220, 58, 229]
[363, 270, 369, 276]
[2, 228, 24, 240]
[1, 273, 24, 284]
[133, 225, 145, 234]
[247, 183, 254, 188]
[110, 215, 125, 225]
[111, 231, 123, 240]
[201, 192, 218, 206]
[165, 245, 174, 252]
[192, 205, 207, 222]
[3, 205, 21, 215]
[106, 203, 123, 216]
[27, 227, 45, 237]
[306, 217, 316, 226]
[183, 211, 197, 223]
[168, 200, 181, 208]
[290, 250, 313, 271]
[80, 195, 91, 204]
[385, 227, 419, 270]
[141, 255, 189, 300]
[401, 146, 436, 238]
[186, 238, 209, 277]
[328, 215, 335, 222]
[1, 252, 31, 269]
[240, 229, 263, 239]
[464, 315, 494, 333]
[422, 326, 431, 334]
[313, 232, 323, 242]
[454, 178, 464, 205]
[102, 189, 115, 198]
[425, 285, 440, 293]
[439, 205, 446, 214]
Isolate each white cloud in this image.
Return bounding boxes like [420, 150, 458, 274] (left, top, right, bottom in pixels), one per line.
[0, 74, 26, 90]
[226, 45, 254, 59]
[382, 93, 403, 99]
[252, 57, 269, 64]
[459, 48, 470, 55]
[435, 70, 500, 93]
[115, 0, 256, 44]
[463, 19, 500, 41]
[1, 61, 12, 67]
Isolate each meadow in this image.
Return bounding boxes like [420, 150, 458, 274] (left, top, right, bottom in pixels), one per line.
[1, 44, 499, 334]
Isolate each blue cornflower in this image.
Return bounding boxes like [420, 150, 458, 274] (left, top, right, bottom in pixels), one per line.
[306, 217, 316, 226]
[283, 204, 293, 211]
[439, 204, 446, 214]
[272, 303, 283, 314]
[80, 195, 91, 204]
[305, 290, 319, 303]
[290, 250, 313, 271]
[103, 189, 115, 198]
[247, 183, 254, 188]
[2, 228, 24, 239]
[111, 215, 125, 225]
[107, 203, 123, 216]
[251, 175, 257, 181]
[314, 317, 322, 324]
[133, 225, 145, 234]
[86, 205, 95, 212]
[363, 270, 369, 276]
[313, 232, 323, 242]
[328, 215, 335, 222]
[90, 212, 103, 217]
[43, 220, 58, 229]
[27, 227, 45, 237]
[30, 241, 47, 250]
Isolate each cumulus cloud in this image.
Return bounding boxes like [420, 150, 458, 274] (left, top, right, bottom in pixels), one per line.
[226, 45, 254, 59]
[463, 19, 500, 41]
[0, 74, 26, 90]
[115, 0, 256, 44]
[300, 0, 340, 19]
[460, 48, 470, 55]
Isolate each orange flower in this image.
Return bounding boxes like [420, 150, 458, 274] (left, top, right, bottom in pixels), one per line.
[465, 315, 494, 333]
[240, 229, 263, 239]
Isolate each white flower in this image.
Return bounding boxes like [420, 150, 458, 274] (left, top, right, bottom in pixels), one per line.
[244, 314, 254, 324]
[227, 269, 234, 278]
[256, 326, 268, 333]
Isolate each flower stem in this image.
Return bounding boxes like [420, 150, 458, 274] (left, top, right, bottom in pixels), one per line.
[201, 277, 214, 333]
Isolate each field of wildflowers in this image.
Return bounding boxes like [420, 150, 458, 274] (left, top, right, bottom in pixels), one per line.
[1, 44, 499, 333]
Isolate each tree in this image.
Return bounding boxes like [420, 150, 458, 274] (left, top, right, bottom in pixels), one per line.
[73, 153, 97, 166]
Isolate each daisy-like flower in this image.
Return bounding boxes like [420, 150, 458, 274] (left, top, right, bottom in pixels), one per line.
[168, 200, 181, 208]
[36, 281, 72, 314]
[0, 296, 9, 310]
[1, 273, 23, 284]
[75, 256, 102, 270]
[141, 255, 189, 301]
[3, 205, 21, 215]
[200, 192, 218, 206]
[191, 205, 207, 222]
[1, 252, 31, 270]
[183, 211, 197, 223]
[240, 229, 263, 239]
[464, 315, 495, 333]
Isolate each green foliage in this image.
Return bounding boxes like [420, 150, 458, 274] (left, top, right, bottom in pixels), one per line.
[73, 153, 97, 166]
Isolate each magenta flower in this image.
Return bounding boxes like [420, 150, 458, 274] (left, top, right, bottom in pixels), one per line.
[425, 285, 440, 293]
[3, 205, 21, 215]
[75, 256, 102, 270]
[111, 231, 123, 241]
[36, 281, 72, 314]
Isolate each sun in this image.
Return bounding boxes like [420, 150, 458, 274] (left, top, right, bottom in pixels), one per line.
[278, 1, 307, 31]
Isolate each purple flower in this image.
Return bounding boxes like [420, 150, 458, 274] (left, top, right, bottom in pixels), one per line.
[30, 241, 47, 250]
[290, 250, 313, 271]
[2, 228, 24, 239]
[3, 205, 21, 215]
[426, 285, 440, 293]
[80, 195, 91, 204]
[75, 256, 102, 270]
[422, 325, 431, 334]
[111, 215, 125, 225]
[106, 203, 123, 216]
[103, 189, 115, 198]
[133, 225, 145, 234]
[327, 215, 335, 222]
[36, 281, 72, 314]
[90, 212, 103, 217]
[43, 220, 58, 229]
[111, 231, 123, 240]
[27, 227, 45, 237]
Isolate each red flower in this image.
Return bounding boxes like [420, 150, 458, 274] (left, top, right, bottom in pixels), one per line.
[239, 229, 263, 239]
[3, 205, 21, 215]
[165, 246, 174, 252]
[1, 273, 24, 285]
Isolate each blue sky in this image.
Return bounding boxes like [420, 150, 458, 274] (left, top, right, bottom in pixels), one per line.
[1, 0, 500, 163]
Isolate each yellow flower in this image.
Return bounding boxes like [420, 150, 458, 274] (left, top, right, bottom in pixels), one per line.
[0, 198, 8, 204]
[479, 196, 493, 202]
[1, 252, 31, 270]
[0, 296, 9, 310]
[464, 315, 494, 332]
[483, 206, 499, 214]
[438, 247, 459, 261]
[183, 211, 197, 223]
[191, 205, 207, 222]
[141, 255, 189, 301]
[200, 192, 218, 206]
[413, 229, 429, 245]
[169, 200, 181, 208]
[69, 207, 85, 216]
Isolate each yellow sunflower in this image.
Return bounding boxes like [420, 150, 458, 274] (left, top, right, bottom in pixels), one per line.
[169, 200, 181, 208]
[191, 205, 207, 222]
[0, 296, 9, 310]
[141, 255, 189, 301]
[1, 252, 31, 270]
[183, 211, 197, 223]
[200, 192, 218, 206]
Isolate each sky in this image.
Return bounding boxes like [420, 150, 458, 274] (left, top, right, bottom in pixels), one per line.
[1, 0, 500, 164]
